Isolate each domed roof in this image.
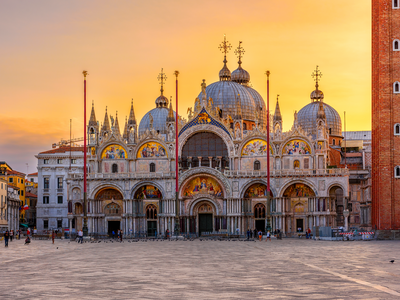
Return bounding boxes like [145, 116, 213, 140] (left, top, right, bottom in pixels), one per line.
[310, 89, 324, 101]
[231, 66, 250, 84]
[198, 80, 258, 121]
[155, 95, 169, 108]
[297, 102, 342, 137]
[219, 64, 231, 81]
[245, 86, 266, 127]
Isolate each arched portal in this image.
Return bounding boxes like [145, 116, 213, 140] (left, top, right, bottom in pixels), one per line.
[146, 204, 158, 237]
[330, 186, 344, 227]
[95, 188, 124, 236]
[181, 132, 229, 170]
[254, 203, 266, 233]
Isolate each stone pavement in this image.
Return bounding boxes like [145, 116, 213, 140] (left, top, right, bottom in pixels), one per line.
[1, 238, 400, 299]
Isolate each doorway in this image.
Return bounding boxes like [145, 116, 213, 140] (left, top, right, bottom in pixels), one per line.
[147, 221, 157, 237]
[199, 214, 213, 236]
[255, 220, 265, 233]
[108, 221, 120, 236]
[296, 219, 304, 232]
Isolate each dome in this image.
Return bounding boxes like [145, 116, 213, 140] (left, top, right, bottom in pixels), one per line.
[310, 89, 324, 101]
[219, 64, 231, 81]
[139, 107, 170, 136]
[245, 86, 266, 127]
[155, 95, 169, 108]
[297, 102, 342, 137]
[231, 66, 250, 84]
[198, 80, 258, 121]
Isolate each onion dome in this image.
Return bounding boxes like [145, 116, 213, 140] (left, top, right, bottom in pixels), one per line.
[310, 89, 324, 101]
[219, 59, 231, 81]
[297, 102, 342, 137]
[231, 67, 250, 84]
[155, 95, 169, 108]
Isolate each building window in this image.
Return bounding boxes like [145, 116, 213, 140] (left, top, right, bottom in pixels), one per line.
[394, 39, 400, 51]
[394, 0, 399, 9]
[332, 139, 336, 146]
[395, 124, 400, 135]
[58, 196, 63, 204]
[112, 164, 118, 173]
[71, 159, 77, 164]
[43, 196, 49, 204]
[394, 82, 400, 93]
[294, 160, 300, 169]
[395, 166, 400, 178]
[304, 158, 310, 169]
[57, 177, 63, 189]
[254, 160, 261, 170]
[43, 220, 48, 229]
[254, 203, 266, 218]
[44, 159, 49, 164]
[57, 219, 62, 228]
[57, 159, 62, 164]
[150, 163, 156, 172]
[68, 201, 72, 213]
[146, 204, 157, 219]
[30, 178, 34, 182]
[21, 190, 24, 196]
[44, 178, 49, 189]
[243, 123, 247, 131]
[9, 178, 13, 183]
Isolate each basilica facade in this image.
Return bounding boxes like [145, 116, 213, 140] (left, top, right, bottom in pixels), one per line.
[67, 40, 349, 237]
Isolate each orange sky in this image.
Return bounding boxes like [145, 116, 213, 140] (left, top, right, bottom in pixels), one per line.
[0, 0, 371, 172]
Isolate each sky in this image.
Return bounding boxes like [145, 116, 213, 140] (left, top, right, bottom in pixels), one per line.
[0, 0, 371, 173]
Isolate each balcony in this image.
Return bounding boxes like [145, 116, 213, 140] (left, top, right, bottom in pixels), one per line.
[69, 172, 175, 180]
[224, 168, 349, 178]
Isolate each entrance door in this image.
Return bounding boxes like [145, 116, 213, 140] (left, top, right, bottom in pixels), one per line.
[108, 221, 120, 237]
[255, 220, 265, 233]
[296, 219, 304, 232]
[199, 214, 213, 236]
[147, 221, 157, 237]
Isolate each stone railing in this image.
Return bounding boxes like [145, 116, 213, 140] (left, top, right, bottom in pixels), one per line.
[68, 172, 175, 180]
[224, 168, 349, 177]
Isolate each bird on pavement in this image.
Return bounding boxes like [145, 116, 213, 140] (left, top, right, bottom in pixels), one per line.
[390, 260, 395, 263]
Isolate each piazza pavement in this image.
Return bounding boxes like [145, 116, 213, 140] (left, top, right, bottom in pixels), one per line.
[1, 238, 400, 299]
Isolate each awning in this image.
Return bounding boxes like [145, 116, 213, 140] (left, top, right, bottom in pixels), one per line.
[19, 223, 29, 228]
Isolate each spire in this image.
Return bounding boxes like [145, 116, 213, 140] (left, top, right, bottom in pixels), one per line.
[102, 107, 111, 132]
[234, 41, 245, 68]
[114, 111, 121, 135]
[158, 68, 167, 96]
[88, 100, 97, 126]
[156, 68, 169, 108]
[123, 116, 128, 140]
[310, 65, 324, 101]
[273, 95, 282, 122]
[218, 35, 232, 81]
[128, 99, 136, 125]
[232, 41, 250, 85]
[167, 98, 175, 122]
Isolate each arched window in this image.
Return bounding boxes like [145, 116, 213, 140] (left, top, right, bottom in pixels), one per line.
[395, 166, 400, 178]
[149, 163, 155, 172]
[254, 203, 266, 219]
[112, 163, 118, 173]
[68, 201, 72, 213]
[394, 39, 400, 51]
[105, 203, 121, 215]
[394, 0, 399, 9]
[74, 203, 83, 214]
[254, 160, 261, 170]
[395, 124, 400, 135]
[146, 204, 157, 219]
[394, 82, 400, 93]
[332, 139, 336, 146]
[243, 123, 247, 131]
[294, 160, 300, 169]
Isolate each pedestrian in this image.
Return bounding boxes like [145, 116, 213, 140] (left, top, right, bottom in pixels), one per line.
[52, 230, 55, 244]
[307, 228, 312, 239]
[27, 228, 31, 236]
[155, 230, 157, 238]
[33, 227, 37, 237]
[258, 230, 262, 241]
[253, 228, 257, 239]
[250, 229, 253, 239]
[4, 230, 9, 247]
[120, 230, 123, 242]
[10, 230, 13, 242]
[166, 229, 170, 239]
[247, 229, 250, 240]
[78, 230, 83, 243]
[112, 230, 115, 239]
[265, 230, 271, 242]
[117, 230, 120, 240]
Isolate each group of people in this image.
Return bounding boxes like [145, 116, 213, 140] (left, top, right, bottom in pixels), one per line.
[111, 230, 124, 241]
[246, 229, 273, 241]
[3, 229, 30, 247]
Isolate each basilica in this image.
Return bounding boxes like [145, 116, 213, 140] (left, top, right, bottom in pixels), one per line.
[66, 39, 349, 237]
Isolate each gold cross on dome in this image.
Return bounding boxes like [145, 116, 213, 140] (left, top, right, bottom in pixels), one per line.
[218, 34, 232, 56]
[157, 68, 167, 95]
[234, 41, 245, 65]
[311, 65, 322, 89]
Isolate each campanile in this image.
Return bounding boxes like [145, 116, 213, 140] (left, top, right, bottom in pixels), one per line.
[372, 0, 400, 230]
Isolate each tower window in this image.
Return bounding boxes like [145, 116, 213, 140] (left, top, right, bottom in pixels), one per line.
[149, 163, 156, 172]
[394, 0, 399, 9]
[395, 124, 400, 135]
[394, 82, 400, 93]
[112, 164, 118, 173]
[395, 166, 400, 178]
[243, 123, 247, 131]
[394, 39, 400, 51]
[254, 160, 261, 170]
[332, 139, 336, 146]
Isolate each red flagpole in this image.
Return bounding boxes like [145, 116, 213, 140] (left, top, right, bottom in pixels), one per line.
[174, 70, 180, 236]
[83, 70, 88, 236]
[266, 71, 270, 193]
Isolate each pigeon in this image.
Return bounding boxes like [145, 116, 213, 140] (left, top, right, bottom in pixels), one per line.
[57, 247, 58, 249]
[390, 260, 395, 263]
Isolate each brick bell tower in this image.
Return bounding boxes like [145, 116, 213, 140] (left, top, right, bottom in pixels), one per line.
[372, 0, 400, 230]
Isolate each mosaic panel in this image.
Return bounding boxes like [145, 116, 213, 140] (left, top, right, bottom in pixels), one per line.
[101, 144, 127, 159]
[244, 183, 271, 198]
[137, 142, 167, 158]
[182, 176, 223, 198]
[241, 139, 273, 156]
[282, 140, 311, 155]
[283, 183, 315, 197]
[135, 185, 162, 199]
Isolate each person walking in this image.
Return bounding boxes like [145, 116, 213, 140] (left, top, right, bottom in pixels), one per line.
[117, 230, 120, 241]
[10, 230, 13, 242]
[253, 228, 257, 240]
[265, 230, 271, 242]
[52, 230, 55, 244]
[4, 230, 9, 247]
[307, 228, 312, 239]
[120, 230, 123, 242]
[78, 230, 83, 243]
[112, 230, 115, 239]
[258, 230, 262, 241]
[247, 229, 251, 240]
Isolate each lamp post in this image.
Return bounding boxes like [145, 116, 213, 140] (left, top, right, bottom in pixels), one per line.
[174, 70, 180, 237]
[82, 70, 88, 237]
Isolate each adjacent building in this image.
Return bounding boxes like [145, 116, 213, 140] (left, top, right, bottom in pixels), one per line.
[0, 178, 7, 232]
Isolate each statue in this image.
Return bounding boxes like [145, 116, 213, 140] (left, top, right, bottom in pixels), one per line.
[129, 127, 135, 143]
[149, 113, 153, 129]
[187, 107, 194, 120]
[194, 98, 201, 113]
[110, 115, 114, 128]
[235, 123, 241, 139]
[168, 125, 174, 141]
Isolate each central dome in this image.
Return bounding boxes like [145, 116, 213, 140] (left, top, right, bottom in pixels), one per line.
[198, 81, 258, 121]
